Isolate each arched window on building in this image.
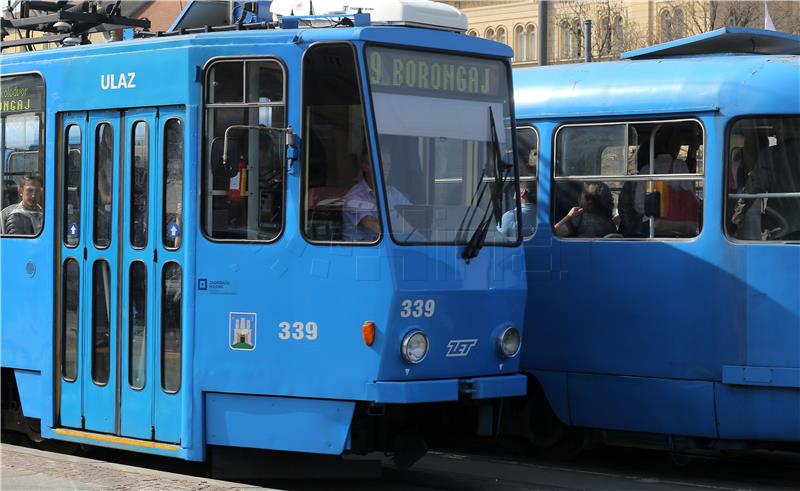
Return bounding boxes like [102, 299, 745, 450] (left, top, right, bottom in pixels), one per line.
[514, 25, 525, 61]
[467, 29, 477, 37]
[660, 9, 673, 42]
[526, 24, 536, 61]
[573, 19, 582, 58]
[497, 26, 507, 46]
[485, 27, 495, 42]
[601, 16, 611, 53]
[614, 16, 624, 52]
[675, 9, 685, 38]
[561, 21, 571, 58]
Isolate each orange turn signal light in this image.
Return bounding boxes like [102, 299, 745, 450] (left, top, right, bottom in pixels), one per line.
[362, 321, 376, 346]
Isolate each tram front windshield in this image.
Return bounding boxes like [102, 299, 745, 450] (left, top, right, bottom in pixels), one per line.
[365, 47, 519, 245]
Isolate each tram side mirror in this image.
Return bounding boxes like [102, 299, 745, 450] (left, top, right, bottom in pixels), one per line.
[644, 191, 661, 218]
[209, 137, 240, 179]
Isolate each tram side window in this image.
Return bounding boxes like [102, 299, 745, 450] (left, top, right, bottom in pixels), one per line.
[510, 126, 538, 239]
[726, 117, 800, 242]
[163, 119, 183, 249]
[301, 44, 377, 243]
[64, 125, 82, 247]
[553, 120, 704, 239]
[131, 122, 149, 249]
[94, 123, 114, 248]
[1, 74, 45, 237]
[161, 262, 182, 393]
[204, 60, 286, 241]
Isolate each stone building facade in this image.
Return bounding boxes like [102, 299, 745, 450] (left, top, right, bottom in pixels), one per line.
[445, 1, 800, 66]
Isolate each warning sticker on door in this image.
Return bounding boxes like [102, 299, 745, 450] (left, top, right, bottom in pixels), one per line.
[229, 312, 256, 351]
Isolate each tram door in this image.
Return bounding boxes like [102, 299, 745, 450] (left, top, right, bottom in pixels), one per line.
[59, 108, 185, 443]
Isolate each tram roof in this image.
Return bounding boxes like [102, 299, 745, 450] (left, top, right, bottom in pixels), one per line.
[0, 25, 512, 66]
[622, 27, 800, 60]
[513, 51, 799, 121]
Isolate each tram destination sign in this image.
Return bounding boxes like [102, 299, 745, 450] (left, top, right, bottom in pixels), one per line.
[1, 75, 44, 114]
[367, 47, 503, 100]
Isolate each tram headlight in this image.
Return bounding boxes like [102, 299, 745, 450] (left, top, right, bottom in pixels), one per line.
[401, 330, 429, 364]
[498, 326, 521, 358]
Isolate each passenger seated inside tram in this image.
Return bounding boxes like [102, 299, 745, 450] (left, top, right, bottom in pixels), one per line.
[728, 134, 771, 240]
[554, 182, 616, 238]
[498, 182, 536, 239]
[618, 132, 700, 238]
[342, 148, 410, 242]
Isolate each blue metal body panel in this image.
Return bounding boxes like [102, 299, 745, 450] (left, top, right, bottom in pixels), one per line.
[367, 379, 457, 403]
[715, 385, 800, 441]
[205, 393, 355, 455]
[1, 23, 525, 461]
[514, 51, 800, 446]
[568, 374, 717, 438]
[14, 370, 44, 420]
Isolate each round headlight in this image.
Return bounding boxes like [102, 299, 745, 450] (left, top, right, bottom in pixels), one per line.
[498, 326, 521, 358]
[401, 330, 429, 364]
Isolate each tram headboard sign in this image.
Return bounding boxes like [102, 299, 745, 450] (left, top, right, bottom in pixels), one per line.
[366, 47, 503, 99]
[1, 74, 44, 114]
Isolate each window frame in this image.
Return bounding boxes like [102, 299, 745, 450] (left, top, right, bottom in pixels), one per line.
[61, 257, 80, 383]
[160, 260, 183, 394]
[551, 117, 706, 242]
[496, 26, 507, 46]
[515, 124, 540, 240]
[0, 71, 46, 240]
[514, 25, 524, 62]
[91, 258, 112, 386]
[526, 24, 536, 62]
[201, 56, 288, 245]
[63, 123, 82, 248]
[130, 120, 149, 250]
[93, 121, 115, 250]
[162, 117, 185, 250]
[299, 41, 385, 247]
[723, 113, 800, 245]
[128, 259, 148, 391]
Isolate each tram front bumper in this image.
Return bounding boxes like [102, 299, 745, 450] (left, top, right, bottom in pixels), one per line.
[365, 374, 526, 404]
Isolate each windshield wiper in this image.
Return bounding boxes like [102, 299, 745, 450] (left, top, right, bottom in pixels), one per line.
[462, 107, 511, 262]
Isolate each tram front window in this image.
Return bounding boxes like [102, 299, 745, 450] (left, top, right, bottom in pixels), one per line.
[365, 47, 519, 245]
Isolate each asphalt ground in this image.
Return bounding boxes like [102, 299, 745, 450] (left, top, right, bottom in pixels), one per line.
[4, 437, 800, 490]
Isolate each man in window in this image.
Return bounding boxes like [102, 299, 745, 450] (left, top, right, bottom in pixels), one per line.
[342, 148, 410, 242]
[1, 174, 43, 236]
[498, 182, 536, 239]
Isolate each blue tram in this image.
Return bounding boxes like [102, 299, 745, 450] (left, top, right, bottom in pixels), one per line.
[0, 1, 528, 465]
[513, 28, 800, 454]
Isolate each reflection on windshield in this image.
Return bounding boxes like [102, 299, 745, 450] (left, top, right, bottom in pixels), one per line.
[366, 46, 519, 246]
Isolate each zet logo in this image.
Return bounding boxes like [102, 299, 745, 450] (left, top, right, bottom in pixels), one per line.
[446, 339, 478, 357]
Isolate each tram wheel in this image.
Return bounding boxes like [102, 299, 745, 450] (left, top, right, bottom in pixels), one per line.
[525, 388, 588, 460]
[390, 432, 428, 471]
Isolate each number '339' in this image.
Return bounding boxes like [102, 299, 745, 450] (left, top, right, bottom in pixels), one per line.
[278, 321, 318, 340]
[400, 299, 435, 318]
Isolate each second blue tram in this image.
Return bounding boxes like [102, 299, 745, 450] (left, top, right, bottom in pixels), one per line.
[512, 28, 800, 454]
[0, 1, 528, 466]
